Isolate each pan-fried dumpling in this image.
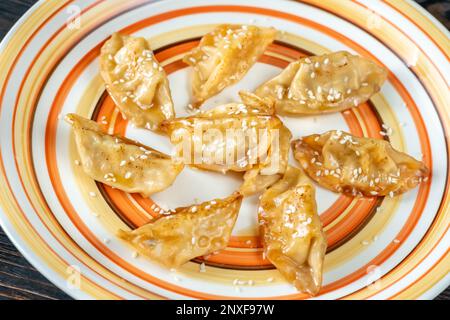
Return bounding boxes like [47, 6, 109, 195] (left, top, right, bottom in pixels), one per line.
[259, 166, 326, 295]
[254, 51, 387, 114]
[239, 122, 292, 196]
[100, 33, 174, 130]
[184, 24, 276, 107]
[292, 130, 429, 197]
[161, 92, 291, 195]
[66, 114, 183, 196]
[118, 192, 243, 268]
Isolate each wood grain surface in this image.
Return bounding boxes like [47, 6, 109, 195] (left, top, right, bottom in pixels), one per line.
[0, 0, 448, 300]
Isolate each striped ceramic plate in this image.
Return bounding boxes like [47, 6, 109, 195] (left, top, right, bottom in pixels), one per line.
[0, 0, 448, 300]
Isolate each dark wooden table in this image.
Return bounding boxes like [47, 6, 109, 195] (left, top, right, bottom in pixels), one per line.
[0, 0, 449, 300]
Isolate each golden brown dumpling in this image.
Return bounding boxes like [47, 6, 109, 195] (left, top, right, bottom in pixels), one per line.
[100, 33, 174, 130]
[161, 92, 291, 195]
[184, 24, 276, 107]
[239, 121, 292, 196]
[118, 192, 243, 268]
[66, 114, 183, 197]
[292, 130, 429, 197]
[254, 51, 387, 114]
[259, 166, 327, 295]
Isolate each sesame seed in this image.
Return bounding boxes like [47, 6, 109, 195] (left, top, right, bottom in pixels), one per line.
[199, 262, 206, 273]
[91, 212, 99, 217]
[132, 251, 139, 258]
[89, 191, 97, 197]
[267, 277, 274, 282]
[393, 239, 400, 244]
[361, 240, 369, 245]
[74, 160, 81, 166]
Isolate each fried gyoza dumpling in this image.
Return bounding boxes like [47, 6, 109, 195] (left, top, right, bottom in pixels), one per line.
[100, 33, 174, 130]
[66, 114, 183, 196]
[161, 92, 292, 195]
[254, 51, 387, 114]
[239, 120, 292, 196]
[118, 192, 243, 268]
[184, 24, 276, 107]
[259, 166, 327, 295]
[292, 130, 429, 197]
